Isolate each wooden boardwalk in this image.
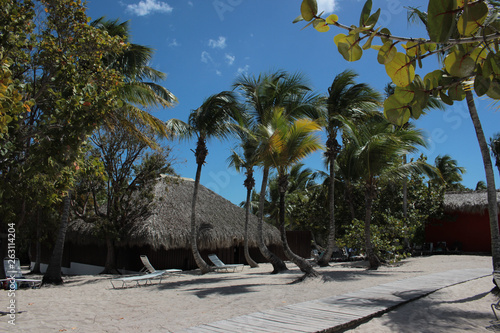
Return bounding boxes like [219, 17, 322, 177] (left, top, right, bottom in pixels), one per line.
[177, 268, 491, 333]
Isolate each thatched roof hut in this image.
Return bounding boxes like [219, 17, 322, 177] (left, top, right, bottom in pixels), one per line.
[443, 191, 500, 214]
[68, 176, 281, 251]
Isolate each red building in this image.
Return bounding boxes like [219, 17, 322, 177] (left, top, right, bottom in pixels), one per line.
[426, 191, 500, 253]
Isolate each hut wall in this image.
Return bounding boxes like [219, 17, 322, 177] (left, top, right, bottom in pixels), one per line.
[426, 211, 499, 253]
[285, 231, 312, 258]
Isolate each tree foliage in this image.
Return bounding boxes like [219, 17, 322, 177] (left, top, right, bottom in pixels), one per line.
[296, 0, 500, 126]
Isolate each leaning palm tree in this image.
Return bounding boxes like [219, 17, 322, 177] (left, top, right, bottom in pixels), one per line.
[166, 91, 240, 274]
[317, 70, 381, 267]
[263, 108, 323, 277]
[341, 113, 433, 270]
[227, 132, 260, 268]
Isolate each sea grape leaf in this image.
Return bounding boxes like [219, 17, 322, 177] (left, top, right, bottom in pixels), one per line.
[474, 74, 490, 97]
[379, 28, 391, 44]
[444, 51, 475, 77]
[359, 0, 372, 27]
[486, 80, 500, 99]
[457, 1, 488, 36]
[336, 34, 363, 62]
[293, 15, 304, 24]
[301, 0, 318, 21]
[427, 0, 455, 42]
[448, 84, 466, 101]
[365, 8, 381, 28]
[439, 90, 454, 105]
[362, 28, 380, 50]
[394, 86, 415, 104]
[384, 96, 411, 126]
[385, 52, 415, 87]
[313, 19, 330, 32]
[377, 41, 397, 64]
[326, 14, 338, 24]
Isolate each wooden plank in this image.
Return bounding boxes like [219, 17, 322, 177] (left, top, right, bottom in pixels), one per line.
[243, 312, 319, 332]
[227, 315, 302, 333]
[263, 308, 340, 330]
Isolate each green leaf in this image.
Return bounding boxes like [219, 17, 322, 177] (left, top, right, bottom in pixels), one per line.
[384, 96, 411, 126]
[474, 74, 490, 97]
[359, 0, 372, 27]
[385, 52, 415, 87]
[394, 86, 415, 104]
[448, 84, 466, 101]
[326, 14, 338, 24]
[444, 51, 476, 77]
[335, 34, 363, 62]
[457, 1, 488, 36]
[379, 28, 391, 44]
[293, 15, 304, 24]
[377, 41, 397, 64]
[366, 8, 381, 28]
[427, 0, 456, 42]
[439, 90, 454, 105]
[486, 80, 500, 99]
[362, 28, 380, 50]
[313, 18, 330, 32]
[301, 0, 318, 21]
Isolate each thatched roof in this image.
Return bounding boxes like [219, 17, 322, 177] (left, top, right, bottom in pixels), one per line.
[443, 190, 500, 214]
[68, 177, 281, 250]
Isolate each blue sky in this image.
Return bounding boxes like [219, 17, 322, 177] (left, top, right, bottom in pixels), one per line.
[86, 0, 500, 205]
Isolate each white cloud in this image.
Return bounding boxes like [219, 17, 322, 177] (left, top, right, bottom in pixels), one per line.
[317, 0, 338, 14]
[126, 0, 173, 16]
[168, 38, 179, 47]
[208, 36, 227, 49]
[236, 65, 250, 76]
[225, 53, 235, 66]
[201, 51, 212, 64]
[187, 1, 193, 7]
[215, 70, 222, 76]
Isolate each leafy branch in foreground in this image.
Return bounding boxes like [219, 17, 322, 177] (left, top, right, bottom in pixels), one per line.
[295, 0, 500, 126]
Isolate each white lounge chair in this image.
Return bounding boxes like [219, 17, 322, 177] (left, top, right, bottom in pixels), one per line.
[110, 255, 181, 289]
[1, 258, 42, 289]
[208, 254, 244, 273]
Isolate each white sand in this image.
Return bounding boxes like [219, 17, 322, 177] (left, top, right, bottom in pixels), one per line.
[1, 255, 497, 332]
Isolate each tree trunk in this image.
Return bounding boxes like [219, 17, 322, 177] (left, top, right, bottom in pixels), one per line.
[244, 186, 259, 268]
[402, 154, 410, 249]
[191, 161, 211, 274]
[318, 156, 337, 266]
[31, 209, 42, 274]
[43, 190, 72, 285]
[100, 236, 120, 274]
[364, 184, 380, 270]
[257, 167, 288, 274]
[466, 91, 500, 275]
[279, 177, 319, 278]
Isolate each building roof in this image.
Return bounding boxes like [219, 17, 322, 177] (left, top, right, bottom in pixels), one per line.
[67, 177, 281, 250]
[443, 190, 500, 214]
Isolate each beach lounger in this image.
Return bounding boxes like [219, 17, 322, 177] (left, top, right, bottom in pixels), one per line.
[1, 258, 42, 289]
[208, 254, 244, 273]
[140, 255, 182, 275]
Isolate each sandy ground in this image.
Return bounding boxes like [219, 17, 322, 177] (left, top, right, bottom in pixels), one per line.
[0, 255, 498, 333]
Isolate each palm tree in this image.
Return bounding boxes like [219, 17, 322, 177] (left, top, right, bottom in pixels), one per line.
[43, 18, 177, 284]
[166, 91, 240, 274]
[317, 70, 381, 267]
[264, 109, 323, 277]
[341, 114, 432, 269]
[227, 132, 260, 268]
[489, 133, 500, 177]
[431, 155, 466, 190]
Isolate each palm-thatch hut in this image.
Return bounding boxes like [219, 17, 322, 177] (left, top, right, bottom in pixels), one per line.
[40, 176, 288, 274]
[425, 191, 500, 253]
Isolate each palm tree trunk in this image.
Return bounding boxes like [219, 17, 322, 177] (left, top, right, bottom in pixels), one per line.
[278, 178, 319, 278]
[191, 161, 211, 274]
[402, 154, 410, 249]
[257, 167, 288, 274]
[244, 187, 259, 268]
[364, 184, 380, 270]
[466, 91, 500, 274]
[43, 190, 72, 285]
[318, 157, 337, 266]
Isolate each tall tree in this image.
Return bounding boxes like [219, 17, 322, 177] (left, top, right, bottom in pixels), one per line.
[317, 70, 381, 267]
[341, 114, 432, 269]
[490, 133, 500, 177]
[233, 70, 321, 273]
[264, 109, 323, 277]
[166, 92, 240, 274]
[227, 132, 260, 268]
